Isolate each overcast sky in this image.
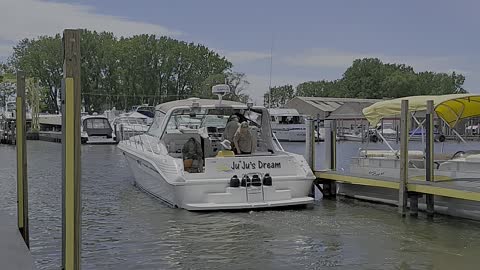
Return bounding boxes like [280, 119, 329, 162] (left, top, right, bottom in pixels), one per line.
[1, 0, 479, 102]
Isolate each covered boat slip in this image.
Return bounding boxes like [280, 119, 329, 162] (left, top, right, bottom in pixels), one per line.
[312, 94, 480, 220]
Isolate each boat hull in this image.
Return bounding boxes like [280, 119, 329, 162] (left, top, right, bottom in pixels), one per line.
[120, 144, 315, 210]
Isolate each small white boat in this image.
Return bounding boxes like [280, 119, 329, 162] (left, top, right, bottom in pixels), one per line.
[341, 132, 364, 142]
[81, 115, 117, 144]
[118, 85, 315, 210]
[269, 108, 307, 142]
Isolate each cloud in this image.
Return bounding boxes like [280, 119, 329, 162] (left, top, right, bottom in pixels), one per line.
[0, 44, 13, 59]
[218, 50, 271, 64]
[0, 0, 181, 42]
[283, 48, 465, 74]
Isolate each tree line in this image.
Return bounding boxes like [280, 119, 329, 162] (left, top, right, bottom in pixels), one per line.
[7, 30, 249, 113]
[265, 58, 467, 107]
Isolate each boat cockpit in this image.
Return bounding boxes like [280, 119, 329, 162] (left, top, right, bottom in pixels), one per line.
[146, 104, 279, 172]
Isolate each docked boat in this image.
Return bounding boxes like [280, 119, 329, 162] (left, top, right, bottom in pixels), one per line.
[268, 108, 307, 142]
[81, 115, 117, 144]
[112, 113, 149, 140]
[346, 94, 480, 219]
[118, 85, 315, 210]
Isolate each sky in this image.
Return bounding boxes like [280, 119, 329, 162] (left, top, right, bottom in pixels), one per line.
[1, 0, 480, 103]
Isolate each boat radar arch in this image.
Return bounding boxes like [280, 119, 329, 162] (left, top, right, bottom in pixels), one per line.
[212, 84, 230, 105]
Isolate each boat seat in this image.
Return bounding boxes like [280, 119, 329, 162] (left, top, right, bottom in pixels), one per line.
[164, 133, 202, 155]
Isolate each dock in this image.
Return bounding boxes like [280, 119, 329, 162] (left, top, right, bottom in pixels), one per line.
[309, 97, 480, 220]
[0, 211, 35, 270]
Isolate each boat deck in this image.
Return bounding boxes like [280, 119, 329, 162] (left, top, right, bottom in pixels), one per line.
[315, 171, 480, 202]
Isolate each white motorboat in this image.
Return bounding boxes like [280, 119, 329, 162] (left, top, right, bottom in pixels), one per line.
[130, 104, 155, 125]
[118, 85, 315, 210]
[268, 108, 307, 142]
[346, 94, 480, 219]
[112, 113, 149, 139]
[81, 115, 117, 144]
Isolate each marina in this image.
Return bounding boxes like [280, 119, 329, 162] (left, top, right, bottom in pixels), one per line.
[1, 25, 480, 270]
[1, 141, 480, 269]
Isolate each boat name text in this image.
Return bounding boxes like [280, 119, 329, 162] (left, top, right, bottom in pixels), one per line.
[231, 160, 282, 170]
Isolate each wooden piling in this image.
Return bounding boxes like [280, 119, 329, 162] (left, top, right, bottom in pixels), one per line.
[61, 29, 82, 270]
[16, 71, 29, 247]
[398, 100, 409, 216]
[425, 100, 435, 217]
[306, 117, 316, 198]
[322, 120, 337, 198]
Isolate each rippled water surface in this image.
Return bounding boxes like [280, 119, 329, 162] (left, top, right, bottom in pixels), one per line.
[1, 141, 479, 270]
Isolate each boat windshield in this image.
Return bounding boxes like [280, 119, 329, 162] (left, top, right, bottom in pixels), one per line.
[165, 108, 263, 133]
[136, 106, 155, 118]
[84, 118, 111, 129]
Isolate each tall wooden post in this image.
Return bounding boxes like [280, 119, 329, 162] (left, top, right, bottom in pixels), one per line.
[425, 100, 435, 217]
[16, 70, 29, 247]
[305, 117, 315, 170]
[62, 29, 82, 270]
[398, 100, 409, 216]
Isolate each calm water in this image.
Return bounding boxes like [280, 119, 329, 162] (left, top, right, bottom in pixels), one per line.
[0, 141, 479, 270]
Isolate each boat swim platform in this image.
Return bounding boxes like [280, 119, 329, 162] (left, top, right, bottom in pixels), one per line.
[0, 210, 36, 270]
[315, 171, 480, 202]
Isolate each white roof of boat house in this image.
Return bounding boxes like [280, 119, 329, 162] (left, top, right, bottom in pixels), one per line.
[286, 97, 381, 119]
[156, 98, 247, 113]
[268, 108, 301, 117]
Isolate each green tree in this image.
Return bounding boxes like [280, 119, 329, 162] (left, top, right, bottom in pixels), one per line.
[9, 30, 235, 113]
[264, 84, 295, 107]
[295, 58, 467, 99]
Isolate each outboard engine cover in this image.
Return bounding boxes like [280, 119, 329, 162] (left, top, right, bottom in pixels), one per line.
[251, 175, 261, 186]
[263, 173, 272, 186]
[241, 175, 251, 187]
[230, 175, 240, 187]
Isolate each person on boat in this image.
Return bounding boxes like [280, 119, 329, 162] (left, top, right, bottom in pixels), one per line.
[182, 137, 203, 172]
[223, 115, 240, 143]
[233, 122, 255, 155]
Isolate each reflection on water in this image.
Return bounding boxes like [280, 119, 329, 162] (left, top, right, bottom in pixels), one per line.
[0, 141, 479, 269]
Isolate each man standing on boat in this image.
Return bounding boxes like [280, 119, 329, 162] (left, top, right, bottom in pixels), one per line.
[223, 115, 240, 148]
[234, 122, 256, 155]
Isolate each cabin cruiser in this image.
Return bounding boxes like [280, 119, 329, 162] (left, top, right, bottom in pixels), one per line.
[117, 85, 315, 210]
[269, 108, 307, 142]
[346, 94, 480, 219]
[81, 115, 117, 144]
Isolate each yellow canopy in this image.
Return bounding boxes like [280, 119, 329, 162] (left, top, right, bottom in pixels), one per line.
[362, 94, 480, 128]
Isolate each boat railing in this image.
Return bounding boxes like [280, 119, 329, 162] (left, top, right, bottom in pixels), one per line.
[118, 123, 160, 155]
[272, 132, 284, 151]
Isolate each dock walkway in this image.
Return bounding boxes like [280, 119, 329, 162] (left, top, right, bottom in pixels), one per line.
[316, 171, 480, 202]
[0, 210, 35, 270]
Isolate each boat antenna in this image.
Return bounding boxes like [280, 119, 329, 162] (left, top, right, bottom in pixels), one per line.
[268, 35, 274, 108]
